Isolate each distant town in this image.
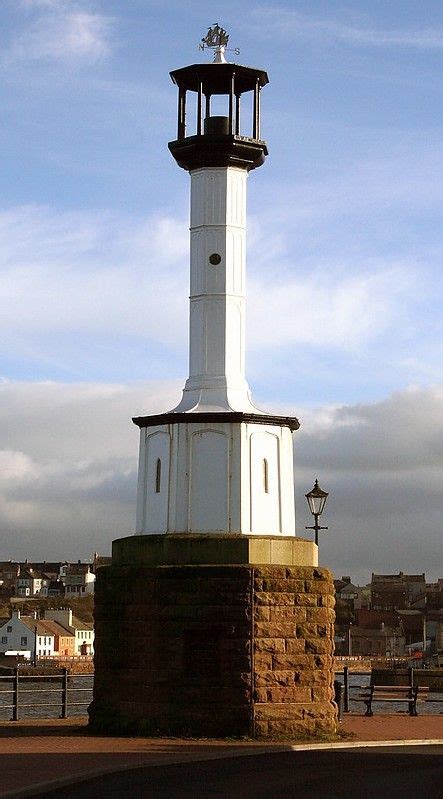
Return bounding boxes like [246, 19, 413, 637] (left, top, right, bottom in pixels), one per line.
[0, 559, 442, 667]
[335, 572, 443, 665]
[0, 554, 110, 664]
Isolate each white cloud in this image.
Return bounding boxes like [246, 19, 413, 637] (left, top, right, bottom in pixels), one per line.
[0, 202, 426, 378]
[295, 385, 443, 583]
[0, 205, 189, 362]
[251, 8, 443, 50]
[0, 379, 180, 558]
[0, 381, 440, 584]
[249, 263, 413, 350]
[4, 1, 112, 66]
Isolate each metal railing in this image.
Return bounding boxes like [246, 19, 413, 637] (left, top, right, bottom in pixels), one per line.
[0, 669, 93, 721]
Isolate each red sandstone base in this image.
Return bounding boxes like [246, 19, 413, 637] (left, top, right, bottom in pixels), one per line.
[89, 564, 337, 739]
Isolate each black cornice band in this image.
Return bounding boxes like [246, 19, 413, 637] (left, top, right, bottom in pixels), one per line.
[132, 411, 300, 431]
[168, 135, 268, 172]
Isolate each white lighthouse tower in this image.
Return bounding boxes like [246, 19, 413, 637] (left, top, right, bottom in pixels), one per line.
[91, 28, 335, 740]
[133, 26, 308, 552]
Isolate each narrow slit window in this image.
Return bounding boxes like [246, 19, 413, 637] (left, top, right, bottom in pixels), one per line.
[263, 458, 269, 493]
[155, 458, 161, 493]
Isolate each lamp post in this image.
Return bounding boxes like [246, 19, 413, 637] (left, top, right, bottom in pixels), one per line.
[305, 478, 329, 546]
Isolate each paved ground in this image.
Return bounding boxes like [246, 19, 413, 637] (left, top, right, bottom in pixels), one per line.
[28, 747, 443, 799]
[0, 714, 441, 798]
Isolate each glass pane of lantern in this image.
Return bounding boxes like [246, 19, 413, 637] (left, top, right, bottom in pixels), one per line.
[305, 480, 328, 516]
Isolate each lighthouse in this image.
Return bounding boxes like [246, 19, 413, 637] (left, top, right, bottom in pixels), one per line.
[90, 27, 336, 739]
[133, 25, 303, 548]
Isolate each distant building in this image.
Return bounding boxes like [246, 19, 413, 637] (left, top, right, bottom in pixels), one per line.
[0, 611, 75, 658]
[25, 562, 68, 582]
[92, 552, 112, 572]
[44, 609, 94, 655]
[370, 572, 425, 611]
[15, 567, 49, 598]
[349, 624, 405, 658]
[63, 563, 95, 596]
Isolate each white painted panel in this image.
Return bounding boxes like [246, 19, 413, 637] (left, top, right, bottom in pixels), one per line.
[135, 430, 147, 533]
[225, 300, 242, 378]
[280, 426, 296, 535]
[205, 298, 226, 375]
[190, 429, 229, 531]
[233, 230, 245, 294]
[170, 423, 189, 532]
[189, 299, 205, 376]
[226, 168, 247, 227]
[203, 228, 226, 294]
[190, 170, 204, 226]
[144, 430, 170, 533]
[250, 431, 281, 534]
[190, 229, 205, 295]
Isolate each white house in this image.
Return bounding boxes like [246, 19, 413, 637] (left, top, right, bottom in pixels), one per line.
[44, 609, 94, 655]
[0, 611, 57, 658]
[63, 564, 95, 596]
[15, 567, 49, 598]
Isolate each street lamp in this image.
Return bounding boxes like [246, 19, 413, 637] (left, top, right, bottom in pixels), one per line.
[305, 478, 329, 546]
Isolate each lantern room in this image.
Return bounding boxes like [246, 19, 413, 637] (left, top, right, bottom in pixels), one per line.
[168, 62, 269, 172]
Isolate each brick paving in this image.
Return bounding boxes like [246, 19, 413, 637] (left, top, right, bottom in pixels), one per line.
[0, 714, 441, 798]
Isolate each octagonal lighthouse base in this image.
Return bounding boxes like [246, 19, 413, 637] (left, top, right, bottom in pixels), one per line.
[133, 412, 302, 540]
[89, 549, 336, 738]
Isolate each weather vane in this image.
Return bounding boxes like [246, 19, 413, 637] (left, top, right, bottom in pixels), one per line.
[199, 24, 240, 64]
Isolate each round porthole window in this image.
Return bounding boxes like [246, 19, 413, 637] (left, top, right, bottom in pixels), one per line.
[209, 253, 222, 265]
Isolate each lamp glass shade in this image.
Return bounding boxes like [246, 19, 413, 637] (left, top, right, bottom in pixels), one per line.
[305, 479, 328, 517]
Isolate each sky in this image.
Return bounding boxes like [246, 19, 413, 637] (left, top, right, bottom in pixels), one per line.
[0, 0, 442, 583]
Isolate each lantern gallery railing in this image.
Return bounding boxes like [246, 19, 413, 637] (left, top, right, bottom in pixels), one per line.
[0, 669, 93, 720]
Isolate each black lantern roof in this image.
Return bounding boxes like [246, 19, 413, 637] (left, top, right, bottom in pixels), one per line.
[170, 63, 269, 95]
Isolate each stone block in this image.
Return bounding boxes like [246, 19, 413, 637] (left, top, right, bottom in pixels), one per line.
[304, 702, 337, 721]
[296, 623, 319, 638]
[312, 686, 334, 702]
[313, 654, 334, 669]
[254, 670, 295, 687]
[255, 592, 296, 606]
[254, 637, 286, 653]
[284, 579, 306, 592]
[254, 719, 269, 737]
[255, 566, 287, 579]
[253, 687, 269, 702]
[270, 539, 294, 565]
[285, 638, 306, 654]
[254, 702, 305, 719]
[305, 638, 333, 654]
[254, 606, 270, 621]
[306, 606, 335, 624]
[268, 719, 316, 738]
[293, 593, 318, 607]
[268, 607, 306, 622]
[248, 538, 271, 564]
[272, 653, 314, 670]
[264, 687, 312, 703]
[254, 652, 273, 670]
[260, 579, 292, 592]
[312, 670, 330, 684]
[254, 622, 296, 638]
[305, 580, 332, 594]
